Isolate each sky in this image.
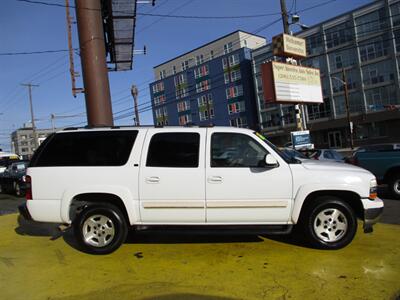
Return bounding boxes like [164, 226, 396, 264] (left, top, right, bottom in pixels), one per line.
[0, 0, 372, 151]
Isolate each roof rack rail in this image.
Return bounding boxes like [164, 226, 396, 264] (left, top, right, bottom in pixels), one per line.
[199, 123, 214, 128]
[63, 127, 79, 131]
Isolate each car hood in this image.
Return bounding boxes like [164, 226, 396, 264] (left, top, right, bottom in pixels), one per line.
[300, 159, 371, 174]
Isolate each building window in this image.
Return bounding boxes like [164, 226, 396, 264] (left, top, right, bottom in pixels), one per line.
[391, 2, 400, 27]
[229, 117, 247, 128]
[307, 97, 332, 120]
[175, 74, 188, 99]
[306, 34, 323, 56]
[210, 50, 214, 60]
[282, 106, 295, 125]
[152, 81, 164, 94]
[178, 114, 192, 126]
[224, 42, 233, 54]
[198, 94, 214, 121]
[154, 94, 166, 106]
[222, 54, 240, 69]
[181, 60, 189, 71]
[196, 79, 211, 93]
[363, 62, 391, 86]
[21, 135, 27, 140]
[199, 108, 214, 121]
[177, 100, 190, 112]
[325, 21, 353, 49]
[365, 85, 397, 111]
[173, 66, 177, 74]
[359, 35, 390, 62]
[194, 65, 209, 79]
[195, 54, 204, 65]
[228, 101, 245, 114]
[159, 70, 166, 79]
[355, 8, 387, 36]
[197, 94, 213, 107]
[224, 69, 241, 83]
[225, 85, 243, 99]
[174, 74, 186, 86]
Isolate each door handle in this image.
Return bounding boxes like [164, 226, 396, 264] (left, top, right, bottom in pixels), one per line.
[207, 176, 223, 183]
[145, 176, 160, 183]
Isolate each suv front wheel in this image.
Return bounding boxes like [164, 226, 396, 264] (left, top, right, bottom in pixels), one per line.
[300, 196, 357, 249]
[74, 203, 128, 254]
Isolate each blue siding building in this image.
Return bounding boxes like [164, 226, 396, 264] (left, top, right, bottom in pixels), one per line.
[149, 31, 266, 129]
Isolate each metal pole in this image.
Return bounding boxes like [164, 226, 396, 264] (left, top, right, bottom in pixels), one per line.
[280, 0, 290, 34]
[21, 83, 39, 150]
[131, 85, 140, 126]
[75, 0, 113, 127]
[51, 114, 56, 132]
[342, 69, 354, 149]
[280, 0, 303, 131]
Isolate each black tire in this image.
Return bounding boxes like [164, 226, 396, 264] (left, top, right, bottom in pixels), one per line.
[73, 203, 128, 254]
[299, 196, 357, 249]
[388, 173, 400, 199]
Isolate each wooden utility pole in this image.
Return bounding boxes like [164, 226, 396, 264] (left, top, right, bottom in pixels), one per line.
[21, 83, 39, 150]
[65, 0, 83, 98]
[131, 85, 140, 126]
[342, 69, 354, 149]
[75, 0, 113, 127]
[279, 0, 303, 131]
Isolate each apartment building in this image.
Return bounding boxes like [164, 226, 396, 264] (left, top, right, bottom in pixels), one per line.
[253, 0, 400, 148]
[150, 30, 266, 128]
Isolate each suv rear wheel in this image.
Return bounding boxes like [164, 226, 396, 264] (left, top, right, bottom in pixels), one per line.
[388, 173, 400, 199]
[300, 196, 357, 249]
[74, 203, 128, 254]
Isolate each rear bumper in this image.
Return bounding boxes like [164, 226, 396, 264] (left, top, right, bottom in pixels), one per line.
[362, 198, 384, 233]
[18, 203, 32, 221]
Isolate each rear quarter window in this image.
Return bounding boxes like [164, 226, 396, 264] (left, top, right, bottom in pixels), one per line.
[31, 131, 138, 167]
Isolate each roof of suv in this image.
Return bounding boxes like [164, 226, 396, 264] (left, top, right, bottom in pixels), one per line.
[59, 126, 254, 134]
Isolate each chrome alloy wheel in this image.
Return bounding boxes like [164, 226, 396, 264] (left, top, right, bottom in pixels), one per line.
[82, 215, 115, 247]
[313, 208, 348, 242]
[394, 179, 400, 195]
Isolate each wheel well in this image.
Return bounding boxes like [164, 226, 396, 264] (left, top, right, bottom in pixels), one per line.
[299, 190, 364, 221]
[383, 166, 400, 183]
[69, 193, 129, 224]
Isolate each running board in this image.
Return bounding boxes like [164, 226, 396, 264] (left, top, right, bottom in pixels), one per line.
[132, 225, 293, 235]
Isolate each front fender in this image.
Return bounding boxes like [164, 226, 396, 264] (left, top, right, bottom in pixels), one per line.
[291, 183, 363, 223]
[60, 185, 139, 225]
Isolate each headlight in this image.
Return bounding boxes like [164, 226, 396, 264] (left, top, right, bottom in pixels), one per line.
[369, 179, 377, 200]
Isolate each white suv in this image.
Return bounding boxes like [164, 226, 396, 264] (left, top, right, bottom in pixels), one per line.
[19, 126, 383, 254]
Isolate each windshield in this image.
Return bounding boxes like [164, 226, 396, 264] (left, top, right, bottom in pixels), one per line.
[253, 132, 300, 164]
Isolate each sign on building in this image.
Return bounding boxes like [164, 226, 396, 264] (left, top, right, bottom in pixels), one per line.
[261, 61, 323, 104]
[272, 33, 307, 58]
[291, 130, 314, 150]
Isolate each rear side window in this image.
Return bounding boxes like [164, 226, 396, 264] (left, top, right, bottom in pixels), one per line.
[31, 131, 137, 167]
[146, 133, 200, 168]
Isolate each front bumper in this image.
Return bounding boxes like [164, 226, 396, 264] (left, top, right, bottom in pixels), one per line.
[18, 203, 32, 221]
[362, 197, 384, 233]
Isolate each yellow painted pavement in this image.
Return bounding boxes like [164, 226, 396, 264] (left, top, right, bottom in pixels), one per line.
[0, 214, 399, 300]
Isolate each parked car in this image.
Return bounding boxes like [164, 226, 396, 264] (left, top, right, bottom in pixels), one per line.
[19, 127, 383, 254]
[0, 161, 29, 196]
[347, 144, 400, 199]
[310, 149, 345, 163]
[0, 153, 21, 174]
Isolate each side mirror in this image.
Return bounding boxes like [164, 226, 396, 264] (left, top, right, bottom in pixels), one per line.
[265, 154, 279, 167]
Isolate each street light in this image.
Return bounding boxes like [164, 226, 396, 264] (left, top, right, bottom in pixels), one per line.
[331, 69, 354, 150]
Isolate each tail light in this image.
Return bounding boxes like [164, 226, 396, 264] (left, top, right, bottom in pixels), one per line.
[313, 155, 319, 160]
[353, 157, 359, 166]
[25, 175, 32, 200]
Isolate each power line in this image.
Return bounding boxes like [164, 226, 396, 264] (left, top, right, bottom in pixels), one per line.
[16, 0, 283, 18]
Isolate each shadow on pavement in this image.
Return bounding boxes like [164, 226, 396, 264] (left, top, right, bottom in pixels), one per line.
[125, 230, 265, 245]
[140, 294, 236, 300]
